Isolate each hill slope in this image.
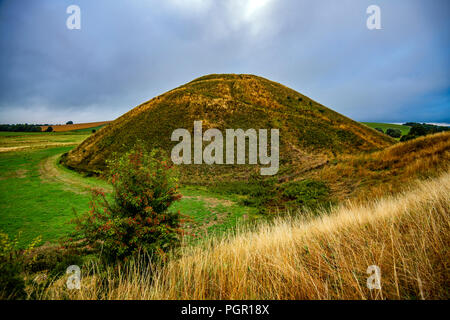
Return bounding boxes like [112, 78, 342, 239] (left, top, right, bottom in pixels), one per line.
[306, 131, 450, 201]
[62, 74, 393, 182]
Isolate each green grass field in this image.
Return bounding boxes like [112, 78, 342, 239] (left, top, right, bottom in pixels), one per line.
[0, 131, 256, 247]
[361, 122, 411, 136]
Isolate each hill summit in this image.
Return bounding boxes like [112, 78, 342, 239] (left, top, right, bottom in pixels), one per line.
[62, 74, 393, 183]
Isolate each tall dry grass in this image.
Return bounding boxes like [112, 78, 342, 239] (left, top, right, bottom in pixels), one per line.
[41, 171, 449, 300]
[312, 131, 450, 201]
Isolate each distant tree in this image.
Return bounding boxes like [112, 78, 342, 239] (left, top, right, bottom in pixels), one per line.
[409, 124, 427, 136]
[45, 126, 53, 132]
[91, 129, 96, 133]
[400, 135, 414, 142]
[66, 121, 73, 125]
[400, 123, 449, 142]
[375, 127, 384, 133]
[386, 128, 401, 138]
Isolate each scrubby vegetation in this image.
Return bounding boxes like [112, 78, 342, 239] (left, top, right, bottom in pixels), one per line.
[0, 233, 41, 299]
[73, 144, 183, 262]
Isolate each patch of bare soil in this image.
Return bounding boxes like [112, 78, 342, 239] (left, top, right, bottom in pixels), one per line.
[0, 169, 29, 180]
[0, 143, 78, 153]
[16, 169, 28, 178]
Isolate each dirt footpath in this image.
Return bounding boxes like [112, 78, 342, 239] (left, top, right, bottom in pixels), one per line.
[39, 154, 112, 194]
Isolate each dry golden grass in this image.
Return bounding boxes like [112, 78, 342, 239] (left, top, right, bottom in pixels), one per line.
[40, 170, 449, 300]
[310, 132, 450, 201]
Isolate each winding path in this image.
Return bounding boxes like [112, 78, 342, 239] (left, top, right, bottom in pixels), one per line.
[38, 154, 112, 194]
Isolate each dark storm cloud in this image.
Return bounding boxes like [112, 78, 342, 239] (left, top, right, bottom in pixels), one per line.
[0, 0, 449, 124]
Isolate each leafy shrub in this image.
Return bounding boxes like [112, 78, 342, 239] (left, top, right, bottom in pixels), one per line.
[45, 126, 53, 132]
[73, 144, 183, 262]
[375, 127, 384, 133]
[386, 128, 401, 138]
[66, 121, 73, 125]
[0, 233, 41, 300]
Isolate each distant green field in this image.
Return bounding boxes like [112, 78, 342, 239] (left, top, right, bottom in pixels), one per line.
[362, 122, 411, 137]
[0, 131, 255, 247]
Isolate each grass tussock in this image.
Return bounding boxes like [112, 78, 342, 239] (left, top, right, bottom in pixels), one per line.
[40, 170, 450, 300]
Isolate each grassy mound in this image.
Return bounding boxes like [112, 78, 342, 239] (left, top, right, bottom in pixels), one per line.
[62, 74, 393, 183]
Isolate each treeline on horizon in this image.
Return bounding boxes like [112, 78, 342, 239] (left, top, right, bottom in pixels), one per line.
[400, 122, 450, 141]
[0, 124, 43, 132]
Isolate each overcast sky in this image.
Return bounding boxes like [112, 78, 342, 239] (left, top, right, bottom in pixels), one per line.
[0, 0, 449, 124]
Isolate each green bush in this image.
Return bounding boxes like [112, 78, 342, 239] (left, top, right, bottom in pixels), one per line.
[45, 126, 53, 132]
[26, 244, 85, 278]
[400, 134, 415, 142]
[386, 128, 402, 138]
[73, 144, 183, 262]
[375, 127, 384, 133]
